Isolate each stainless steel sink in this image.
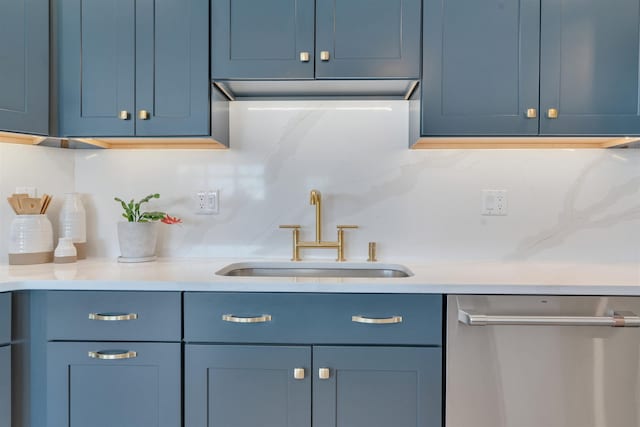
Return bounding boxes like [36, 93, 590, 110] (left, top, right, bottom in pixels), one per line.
[216, 262, 412, 278]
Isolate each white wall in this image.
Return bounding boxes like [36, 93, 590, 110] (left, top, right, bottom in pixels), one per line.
[2, 100, 639, 264]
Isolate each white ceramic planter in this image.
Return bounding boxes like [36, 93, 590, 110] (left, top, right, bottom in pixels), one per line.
[9, 214, 54, 254]
[117, 222, 159, 260]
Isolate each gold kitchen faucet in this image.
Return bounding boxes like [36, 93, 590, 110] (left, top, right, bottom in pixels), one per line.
[280, 189, 358, 261]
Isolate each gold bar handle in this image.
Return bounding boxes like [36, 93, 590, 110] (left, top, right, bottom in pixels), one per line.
[88, 350, 137, 360]
[547, 108, 558, 119]
[138, 110, 150, 120]
[279, 225, 301, 229]
[294, 368, 305, 380]
[118, 110, 130, 120]
[299, 52, 310, 62]
[222, 314, 272, 323]
[320, 51, 330, 61]
[89, 313, 138, 321]
[525, 108, 537, 119]
[352, 315, 403, 324]
[318, 368, 330, 379]
[336, 225, 359, 229]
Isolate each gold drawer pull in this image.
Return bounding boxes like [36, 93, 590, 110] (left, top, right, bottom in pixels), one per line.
[89, 313, 138, 321]
[88, 350, 137, 360]
[547, 108, 558, 119]
[294, 368, 305, 380]
[525, 108, 537, 119]
[320, 51, 330, 61]
[222, 314, 272, 323]
[299, 51, 310, 62]
[118, 110, 130, 120]
[138, 110, 150, 120]
[352, 315, 403, 324]
[318, 368, 330, 380]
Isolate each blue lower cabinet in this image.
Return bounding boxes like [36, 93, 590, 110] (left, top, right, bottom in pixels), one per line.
[313, 346, 442, 427]
[0, 346, 10, 427]
[47, 342, 181, 427]
[185, 345, 312, 427]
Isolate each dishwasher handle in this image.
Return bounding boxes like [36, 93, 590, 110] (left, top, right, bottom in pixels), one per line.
[458, 309, 640, 327]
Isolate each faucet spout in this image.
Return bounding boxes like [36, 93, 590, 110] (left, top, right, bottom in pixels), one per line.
[309, 189, 322, 242]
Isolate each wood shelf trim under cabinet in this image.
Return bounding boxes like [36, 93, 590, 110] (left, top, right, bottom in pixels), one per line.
[0, 132, 228, 150]
[0, 131, 47, 145]
[411, 136, 640, 149]
[70, 137, 228, 150]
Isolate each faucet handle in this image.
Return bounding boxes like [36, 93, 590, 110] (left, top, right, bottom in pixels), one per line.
[336, 225, 358, 230]
[279, 225, 301, 229]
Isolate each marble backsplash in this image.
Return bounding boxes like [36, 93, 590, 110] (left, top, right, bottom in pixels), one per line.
[1, 100, 639, 264]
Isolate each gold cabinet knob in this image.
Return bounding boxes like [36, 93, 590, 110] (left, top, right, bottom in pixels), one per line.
[138, 110, 150, 120]
[525, 108, 537, 119]
[318, 368, 330, 380]
[299, 52, 310, 62]
[320, 51, 330, 61]
[293, 368, 305, 380]
[118, 110, 130, 120]
[547, 108, 558, 119]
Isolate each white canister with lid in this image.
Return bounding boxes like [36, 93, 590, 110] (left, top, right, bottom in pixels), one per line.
[59, 193, 87, 259]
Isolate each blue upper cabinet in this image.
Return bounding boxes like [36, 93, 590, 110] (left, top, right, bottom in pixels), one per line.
[0, 0, 48, 135]
[211, 0, 315, 79]
[315, 0, 421, 79]
[58, 0, 135, 136]
[422, 0, 540, 135]
[211, 0, 420, 80]
[58, 0, 209, 137]
[135, 0, 209, 136]
[539, 0, 640, 135]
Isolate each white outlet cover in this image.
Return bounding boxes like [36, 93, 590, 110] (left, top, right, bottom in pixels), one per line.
[481, 189, 507, 216]
[196, 190, 219, 215]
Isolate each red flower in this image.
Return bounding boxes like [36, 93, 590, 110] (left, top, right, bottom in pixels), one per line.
[161, 215, 182, 224]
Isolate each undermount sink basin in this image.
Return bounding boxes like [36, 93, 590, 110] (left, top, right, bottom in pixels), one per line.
[216, 262, 413, 278]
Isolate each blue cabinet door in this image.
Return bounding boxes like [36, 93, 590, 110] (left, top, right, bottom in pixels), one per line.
[211, 0, 315, 79]
[135, 0, 209, 136]
[0, 346, 10, 427]
[0, 0, 48, 135]
[313, 346, 441, 427]
[315, 0, 421, 79]
[421, 0, 540, 135]
[57, 0, 135, 136]
[185, 345, 311, 427]
[47, 342, 181, 427]
[540, 0, 640, 135]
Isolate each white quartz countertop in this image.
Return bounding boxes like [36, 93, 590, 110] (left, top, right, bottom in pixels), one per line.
[0, 258, 639, 295]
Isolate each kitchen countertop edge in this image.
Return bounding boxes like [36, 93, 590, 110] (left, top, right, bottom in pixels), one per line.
[0, 257, 638, 295]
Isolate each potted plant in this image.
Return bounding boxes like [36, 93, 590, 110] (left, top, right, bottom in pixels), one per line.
[114, 193, 181, 262]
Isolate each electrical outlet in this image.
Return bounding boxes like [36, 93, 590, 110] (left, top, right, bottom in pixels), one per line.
[196, 190, 219, 215]
[481, 189, 507, 216]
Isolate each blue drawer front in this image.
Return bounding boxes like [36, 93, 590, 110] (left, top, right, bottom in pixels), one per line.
[0, 293, 10, 345]
[47, 291, 181, 341]
[184, 293, 442, 345]
[47, 341, 180, 427]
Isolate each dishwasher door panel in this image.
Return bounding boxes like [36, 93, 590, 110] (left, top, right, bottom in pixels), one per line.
[446, 295, 640, 427]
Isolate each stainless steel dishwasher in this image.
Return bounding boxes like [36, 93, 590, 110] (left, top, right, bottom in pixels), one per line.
[446, 295, 640, 427]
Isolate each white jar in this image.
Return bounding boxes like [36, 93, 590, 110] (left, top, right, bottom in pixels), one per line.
[54, 237, 78, 263]
[59, 193, 87, 259]
[8, 215, 54, 264]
